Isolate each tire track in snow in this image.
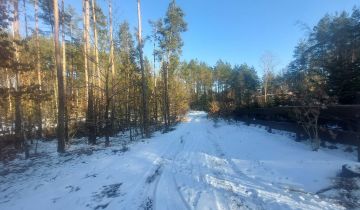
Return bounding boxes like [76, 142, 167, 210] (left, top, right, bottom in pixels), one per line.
[119, 134, 175, 209]
[155, 132, 192, 210]
[205, 124, 342, 210]
[169, 116, 235, 210]
[141, 128, 193, 210]
[168, 117, 209, 209]
[204, 128, 260, 209]
[139, 123, 195, 209]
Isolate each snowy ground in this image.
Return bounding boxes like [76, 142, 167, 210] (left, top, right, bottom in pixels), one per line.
[0, 111, 358, 210]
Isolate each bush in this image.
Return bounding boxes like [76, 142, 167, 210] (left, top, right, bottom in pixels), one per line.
[208, 101, 220, 116]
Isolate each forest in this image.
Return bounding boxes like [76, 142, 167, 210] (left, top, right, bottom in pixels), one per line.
[1, 0, 359, 156]
[0, 0, 190, 155]
[1, 0, 360, 209]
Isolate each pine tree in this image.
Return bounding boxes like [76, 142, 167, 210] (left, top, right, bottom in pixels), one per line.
[53, 0, 66, 153]
[34, 0, 43, 138]
[12, 0, 30, 157]
[137, 0, 149, 138]
[157, 0, 187, 129]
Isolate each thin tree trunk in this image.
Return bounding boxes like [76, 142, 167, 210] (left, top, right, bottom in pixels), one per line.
[161, 62, 167, 126]
[152, 32, 158, 125]
[84, 0, 96, 144]
[137, 0, 149, 137]
[52, 11, 59, 120]
[165, 55, 170, 128]
[104, 71, 110, 146]
[153, 69, 158, 125]
[12, 0, 28, 158]
[264, 80, 268, 104]
[91, 0, 101, 92]
[23, 0, 32, 145]
[61, 0, 68, 143]
[45, 0, 58, 118]
[108, 0, 115, 77]
[108, 0, 116, 138]
[54, 0, 66, 153]
[153, 31, 158, 125]
[69, 24, 74, 99]
[105, 0, 115, 146]
[34, 0, 42, 138]
[356, 93, 360, 162]
[22, 0, 28, 37]
[126, 71, 131, 137]
[82, 0, 89, 102]
[5, 68, 12, 113]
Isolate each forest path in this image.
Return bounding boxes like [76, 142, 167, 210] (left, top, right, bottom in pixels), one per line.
[114, 112, 346, 210]
[0, 111, 355, 210]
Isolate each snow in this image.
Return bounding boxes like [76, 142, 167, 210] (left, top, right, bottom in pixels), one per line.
[0, 111, 357, 210]
[343, 163, 360, 176]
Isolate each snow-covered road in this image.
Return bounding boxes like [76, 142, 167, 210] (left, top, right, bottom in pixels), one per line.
[0, 111, 357, 210]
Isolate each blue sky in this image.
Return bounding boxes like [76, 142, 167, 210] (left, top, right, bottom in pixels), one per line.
[68, 0, 359, 71]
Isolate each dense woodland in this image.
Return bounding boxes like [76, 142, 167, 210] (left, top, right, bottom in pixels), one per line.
[0, 0, 359, 156]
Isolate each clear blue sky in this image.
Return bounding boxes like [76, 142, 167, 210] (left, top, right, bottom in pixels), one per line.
[69, 0, 359, 71]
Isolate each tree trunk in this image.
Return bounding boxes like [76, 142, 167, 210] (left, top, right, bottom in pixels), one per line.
[104, 71, 110, 147]
[108, 0, 116, 138]
[22, 0, 28, 37]
[12, 0, 28, 158]
[91, 0, 101, 92]
[108, 1, 115, 77]
[54, 0, 66, 153]
[165, 57, 171, 128]
[264, 79, 268, 104]
[153, 70, 158, 125]
[82, 0, 89, 102]
[5, 68, 12, 114]
[34, 0, 43, 139]
[162, 62, 167, 128]
[84, 0, 96, 145]
[137, 0, 149, 137]
[152, 35, 158, 125]
[356, 92, 360, 162]
[61, 0, 68, 143]
[126, 71, 131, 138]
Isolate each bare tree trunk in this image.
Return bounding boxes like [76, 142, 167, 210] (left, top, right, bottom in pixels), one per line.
[137, 0, 149, 137]
[23, 0, 31, 145]
[264, 80, 267, 104]
[161, 62, 167, 127]
[165, 55, 171, 128]
[356, 92, 360, 162]
[54, 0, 66, 153]
[34, 0, 42, 138]
[82, 0, 89, 102]
[152, 32, 158, 125]
[61, 0, 68, 143]
[52, 15, 59, 119]
[108, 0, 116, 138]
[109, 2, 116, 136]
[12, 0, 28, 158]
[22, 0, 28, 37]
[126, 71, 131, 137]
[91, 0, 101, 92]
[84, 0, 96, 144]
[5, 68, 12, 113]
[108, 0, 115, 77]
[153, 69, 158, 125]
[104, 70, 110, 146]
